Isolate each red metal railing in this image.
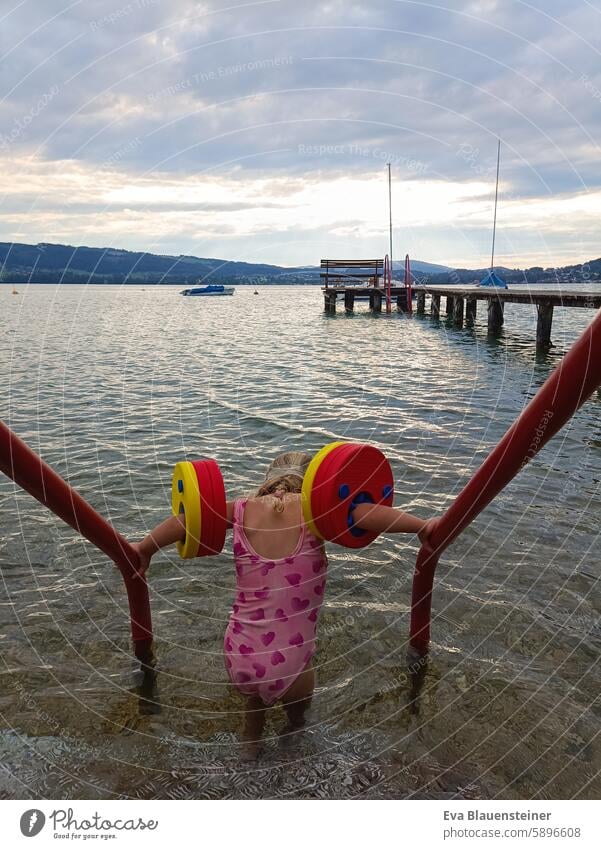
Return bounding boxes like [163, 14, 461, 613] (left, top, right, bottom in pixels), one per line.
[410, 309, 601, 655]
[0, 421, 154, 664]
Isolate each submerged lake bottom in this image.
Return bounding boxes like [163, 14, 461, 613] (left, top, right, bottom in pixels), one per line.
[1, 284, 600, 799]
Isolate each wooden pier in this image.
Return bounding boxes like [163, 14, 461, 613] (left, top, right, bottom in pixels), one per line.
[323, 285, 410, 314]
[324, 281, 601, 351]
[412, 285, 601, 350]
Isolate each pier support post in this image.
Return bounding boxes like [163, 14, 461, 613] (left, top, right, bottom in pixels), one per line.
[324, 290, 337, 314]
[417, 292, 426, 314]
[536, 302, 554, 350]
[465, 297, 477, 325]
[487, 298, 504, 334]
[371, 289, 382, 313]
[453, 296, 464, 327]
[446, 295, 455, 317]
[431, 293, 441, 319]
[344, 290, 355, 314]
[397, 290, 408, 312]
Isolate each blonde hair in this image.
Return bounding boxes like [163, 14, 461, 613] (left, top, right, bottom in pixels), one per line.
[255, 451, 312, 512]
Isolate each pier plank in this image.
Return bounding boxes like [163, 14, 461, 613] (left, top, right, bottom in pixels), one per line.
[466, 297, 477, 324]
[324, 290, 337, 313]
[453, 296, 465, 327]
[412, 285, 601, 309]
[487, 298, 505, 333]
[371, 290, 382, 313]
[536, 302, 554, 349]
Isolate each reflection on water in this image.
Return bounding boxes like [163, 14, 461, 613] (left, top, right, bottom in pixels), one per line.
[0, 284, 600, 799]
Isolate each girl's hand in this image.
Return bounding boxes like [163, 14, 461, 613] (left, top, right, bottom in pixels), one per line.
[130, 541, 152, 577]
[418, 518, 438, 553]
[114, 516, 185, 577]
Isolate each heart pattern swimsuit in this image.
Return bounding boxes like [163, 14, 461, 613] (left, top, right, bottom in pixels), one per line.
[223, 498, 328, 706]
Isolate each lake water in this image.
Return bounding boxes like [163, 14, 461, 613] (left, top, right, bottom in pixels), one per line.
[1, 283, 600, 799]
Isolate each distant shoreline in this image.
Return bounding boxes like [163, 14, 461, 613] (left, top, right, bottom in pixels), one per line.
[0, 280, 324, 286]
[1, 280, 596, 287]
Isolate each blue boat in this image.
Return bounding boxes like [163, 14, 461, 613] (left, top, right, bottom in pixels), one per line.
[180, 284, 235, 296]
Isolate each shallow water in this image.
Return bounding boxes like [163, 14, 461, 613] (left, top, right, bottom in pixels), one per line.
[0, 283, 600, 799]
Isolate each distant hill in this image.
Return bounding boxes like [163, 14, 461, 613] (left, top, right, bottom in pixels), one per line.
[422, 259, 601, 286]
[393, 259, 451, 274]
[0, 241, 453, 286]
[0, 241, 598, 285]
[0, 242, 305, 285]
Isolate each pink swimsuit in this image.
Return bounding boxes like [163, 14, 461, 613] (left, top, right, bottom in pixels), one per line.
[223, 498, 328, 706]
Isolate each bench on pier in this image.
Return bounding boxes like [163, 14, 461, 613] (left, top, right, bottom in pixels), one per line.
[321, 258, 412, 314]
[320, 259, 384, 289]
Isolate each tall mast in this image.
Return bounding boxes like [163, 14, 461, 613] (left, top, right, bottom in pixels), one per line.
[490, 138, 501, 271]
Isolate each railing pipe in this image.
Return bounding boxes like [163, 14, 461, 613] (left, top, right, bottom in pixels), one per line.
[0, 420, 154, 665]
[410, 309, 601, 655]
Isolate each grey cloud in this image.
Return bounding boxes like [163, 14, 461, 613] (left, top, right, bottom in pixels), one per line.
[1, 0, 600, 262]
[0, 195, 290, 214]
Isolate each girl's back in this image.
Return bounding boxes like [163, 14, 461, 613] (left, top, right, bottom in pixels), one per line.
[242, 494, 307, 560]
[224, 493, 327, 704]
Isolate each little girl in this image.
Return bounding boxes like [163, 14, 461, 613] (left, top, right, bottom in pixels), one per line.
[132, 450, 434, 759]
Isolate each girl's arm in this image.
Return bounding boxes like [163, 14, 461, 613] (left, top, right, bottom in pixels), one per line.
[130, 514, 186, 575]
[132, 501, 237, 575]
[352, 503, 436, 545]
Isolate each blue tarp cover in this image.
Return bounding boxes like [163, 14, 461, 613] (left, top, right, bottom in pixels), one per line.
[479, 270, 508, 288]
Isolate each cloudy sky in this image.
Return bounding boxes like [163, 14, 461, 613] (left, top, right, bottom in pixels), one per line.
[1, 0, 600, 268]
